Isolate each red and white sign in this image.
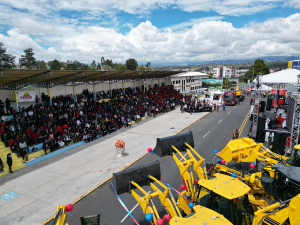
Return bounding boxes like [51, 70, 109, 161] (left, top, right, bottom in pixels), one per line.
[16, 91, 36, 102]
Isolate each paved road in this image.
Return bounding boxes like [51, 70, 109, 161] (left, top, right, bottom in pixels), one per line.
[67, 98, 252, 225]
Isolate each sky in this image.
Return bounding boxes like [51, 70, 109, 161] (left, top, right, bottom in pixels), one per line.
[0, 0, 300, 65]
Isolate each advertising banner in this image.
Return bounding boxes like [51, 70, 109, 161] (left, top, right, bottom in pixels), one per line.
[16, 91, 36, 102]
[202, 79, 222, 89]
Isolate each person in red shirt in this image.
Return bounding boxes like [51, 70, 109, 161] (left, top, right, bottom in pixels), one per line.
[31, 131, 38, 145]
[57, 125, 62, 133]
[0, 121, 6, 128]
[0, 126, 5, 135]
[26, 127, 32, 135]
[63, 124, 69, 129]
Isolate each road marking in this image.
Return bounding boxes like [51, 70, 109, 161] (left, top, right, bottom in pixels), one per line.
[227, 111, 231, 114]
[180, 153, 188, 162]
[121, 191, 152, 223]
[218, 119, 222, 123]
[203, 131, 210, 137]
[238, 109, 251, 137]
[234, 106, 237, 108]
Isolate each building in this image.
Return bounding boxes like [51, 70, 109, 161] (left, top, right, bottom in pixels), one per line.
[236, 69, 248, 77]
[171, 72, 208, 94]
[213, 66, 237, 78]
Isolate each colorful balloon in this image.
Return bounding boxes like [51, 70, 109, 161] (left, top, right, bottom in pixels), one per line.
[188, 202, 194, 209]
[156, 219, 164, 225]
[180, 185, 186, 190]
[231, 173, 236, 178]
[147, 148, 152, 153]
[217, 159, 220, 163]
[253, 161, 256, 165]
[250, 164, 255, 168]
[65, 204, 73, 212]
[194, 179, 198, 184]
[145, 213, 153, 222]
[214, 150, 217, 153]
[163, 214, 171, 222]
[221, 160, 226, 165]
[151, 151, 155, 155]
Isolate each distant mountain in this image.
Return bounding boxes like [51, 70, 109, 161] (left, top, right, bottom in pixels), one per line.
[148, 56, 298, 66]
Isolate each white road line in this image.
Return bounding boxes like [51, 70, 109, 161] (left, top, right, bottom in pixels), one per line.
[228, 111, 231, 114]
[218, 119, 222, 123]
[203, 131, 210, 137]
[234, 106, 237, 108]
[121, 191, 151, 223]
[180, 153, 188, 162]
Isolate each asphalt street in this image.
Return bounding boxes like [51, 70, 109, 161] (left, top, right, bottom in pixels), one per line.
[66, 97, 252, 225]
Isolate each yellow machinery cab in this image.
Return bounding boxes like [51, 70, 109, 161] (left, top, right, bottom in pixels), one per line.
[197, 173, 252, 225]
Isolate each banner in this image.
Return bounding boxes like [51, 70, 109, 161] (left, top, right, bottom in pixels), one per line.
[286, 96, 295, 132]
[202, 79, 222, 89]
[16, 91, 36, 102]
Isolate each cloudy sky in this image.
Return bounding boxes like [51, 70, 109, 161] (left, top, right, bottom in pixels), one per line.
[0, 0, 300, 65]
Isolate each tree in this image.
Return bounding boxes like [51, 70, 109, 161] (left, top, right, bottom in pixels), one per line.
[97, 62, 101, 70]
[36, 60, 47, 70]
[126, 58, 138, 71]
[138, 65, 146, 71]
[115, 64, 126, 71]
[91, 60, 96, 67]
[240, 59, 270, 83]
[0, 42, 15, 69]
[101, 57, 105, 66]
[208, 73, 213, 78]
[19, 48, 36, 69]
[146, 62, 151, 68]
[49, 59, 61, 70]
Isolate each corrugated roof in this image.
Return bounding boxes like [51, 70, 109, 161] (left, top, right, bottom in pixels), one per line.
[0, 69, 181, 90]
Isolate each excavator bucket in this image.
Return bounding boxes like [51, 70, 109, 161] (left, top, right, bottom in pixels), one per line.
[112, 160, 161, 195]
[217, 137, 257, 162]
[153, 131, 194, 157]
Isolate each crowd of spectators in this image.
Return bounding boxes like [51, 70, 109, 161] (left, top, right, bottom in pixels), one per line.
[0, 84, 183, 161]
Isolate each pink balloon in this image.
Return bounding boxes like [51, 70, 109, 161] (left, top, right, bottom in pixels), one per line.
[250, 164, 255, 169]
[65, 204, 73, 212]
[237, 177, 240, 180]
[156, 218, 164, 225]
[163, 214, 171, 222]
[180, 185, 186, 190]
[221, 160, 226, 165]
[147, 148, 152, 153]
[194, 179, 199, 184]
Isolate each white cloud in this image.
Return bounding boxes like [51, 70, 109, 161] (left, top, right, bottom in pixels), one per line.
[1, 0, 300, 64]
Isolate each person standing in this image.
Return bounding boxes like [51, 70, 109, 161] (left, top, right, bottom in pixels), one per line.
[0, 157, 4, 172]
[6, 153, 13, 173]
[222, 103, 226, 111]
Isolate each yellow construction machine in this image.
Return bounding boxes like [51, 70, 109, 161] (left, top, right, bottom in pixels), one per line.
[152, 132, 254, 224]
[112, 159, 232, 225]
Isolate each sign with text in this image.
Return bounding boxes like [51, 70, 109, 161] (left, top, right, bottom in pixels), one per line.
[16, 91, 36, 102]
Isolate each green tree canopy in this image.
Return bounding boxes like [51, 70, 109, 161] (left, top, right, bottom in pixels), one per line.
[97, 62, 101, 70]
[90, 60, 96, 67]
[146, 62, 151, 68]
[49, 59, 61, 70]
[239, 59, 270, 83]
[19, 48, 36, 69]
[0, 42, 15, 69]
[36, 60, 47, 70]
[115, 64, 126, 71]
[126, 58, 138, 71]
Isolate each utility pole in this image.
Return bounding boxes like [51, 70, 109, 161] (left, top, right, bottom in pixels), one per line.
[252, 64, 255, 86]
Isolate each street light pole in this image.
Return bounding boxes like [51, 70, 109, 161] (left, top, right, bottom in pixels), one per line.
[222, 59, 224, 91]
[252, 64, 255, 86]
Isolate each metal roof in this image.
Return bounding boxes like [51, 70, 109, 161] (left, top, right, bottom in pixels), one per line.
[0, 69, 181, 90]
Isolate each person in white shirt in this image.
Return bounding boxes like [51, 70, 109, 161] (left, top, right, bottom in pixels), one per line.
[28, 110, 34, 116]
[19, 141, 29, 153]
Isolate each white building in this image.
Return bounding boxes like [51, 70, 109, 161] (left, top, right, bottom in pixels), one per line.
[171, 72, 208, 94]
[236, 69, 249, 77]
[213, 66, 237, 78]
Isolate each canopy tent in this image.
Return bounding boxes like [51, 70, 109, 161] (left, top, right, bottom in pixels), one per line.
[261, 69, 300, 84]
[213, 90, 222, 95]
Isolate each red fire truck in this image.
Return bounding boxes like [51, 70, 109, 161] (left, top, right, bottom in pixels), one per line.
[270, 89, 286, 107]
[223, 91, 237, 106]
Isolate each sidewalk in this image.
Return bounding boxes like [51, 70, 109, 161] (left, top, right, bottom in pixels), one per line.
[0, 108, 209, 225]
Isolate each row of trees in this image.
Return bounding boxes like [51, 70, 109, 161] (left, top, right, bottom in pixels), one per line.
[0, 42, 151, 71]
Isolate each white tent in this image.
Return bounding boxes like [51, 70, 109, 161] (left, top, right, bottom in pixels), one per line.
[213, 90, 222, 95]
[261, 69, 300, 84]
